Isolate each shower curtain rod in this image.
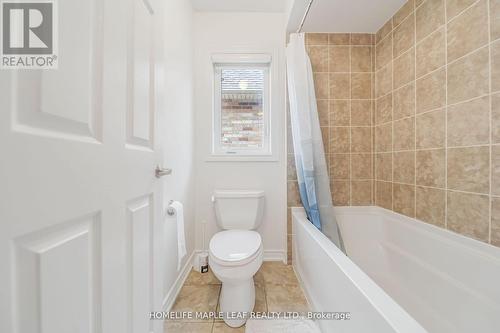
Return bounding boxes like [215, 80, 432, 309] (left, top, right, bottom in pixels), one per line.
[296, 0, 315, 33]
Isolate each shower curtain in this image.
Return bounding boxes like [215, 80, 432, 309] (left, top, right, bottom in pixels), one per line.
[286, 33, 344, 252]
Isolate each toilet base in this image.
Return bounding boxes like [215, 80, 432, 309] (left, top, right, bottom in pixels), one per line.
[219, 278, 255, 327]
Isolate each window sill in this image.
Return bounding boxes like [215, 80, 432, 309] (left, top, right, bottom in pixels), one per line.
[205, 154, 279, 162]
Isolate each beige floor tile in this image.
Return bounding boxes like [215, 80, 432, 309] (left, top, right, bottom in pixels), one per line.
[212, 322, 245, 333]
[164, 321, 213, 333]
[255, 283, 267, 312]
[184, 269, 221, 286]
[257, 262, 299, 286]
[266, 284, 309, 313]
[171, 284, 220, 318]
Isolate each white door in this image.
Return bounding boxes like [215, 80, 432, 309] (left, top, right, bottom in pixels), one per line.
[0, 0, 166, 332]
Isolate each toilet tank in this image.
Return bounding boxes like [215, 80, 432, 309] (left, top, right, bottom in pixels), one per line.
[213, 190, 265, 230]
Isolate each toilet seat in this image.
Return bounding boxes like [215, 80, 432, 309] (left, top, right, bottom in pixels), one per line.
[209, 230, 262, 267]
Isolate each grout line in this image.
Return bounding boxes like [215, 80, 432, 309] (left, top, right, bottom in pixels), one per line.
[391, 20, 395, 211]
[414, 9, 417, 217]
[444, 0, 449, 229]
[488, 0, 493, 244]
[349, 41, 353, 205]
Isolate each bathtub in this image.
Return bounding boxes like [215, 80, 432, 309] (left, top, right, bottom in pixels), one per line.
[292, 206, 500, 333]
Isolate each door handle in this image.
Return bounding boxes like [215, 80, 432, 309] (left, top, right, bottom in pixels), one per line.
[155, 166, 172, 178]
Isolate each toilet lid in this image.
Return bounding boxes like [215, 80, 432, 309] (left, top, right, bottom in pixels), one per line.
[209, 230, 262, 264]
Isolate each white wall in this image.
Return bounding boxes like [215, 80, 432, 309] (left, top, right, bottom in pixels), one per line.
[160, 0, 195, 303]
[193, 12, 287, 260]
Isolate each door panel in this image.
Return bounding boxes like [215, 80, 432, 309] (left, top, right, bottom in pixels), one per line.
[0, 0, 164, 332]
[13, 213, 101, 333]
[127, 195, 154, 333]
[127, 0, 155, 149]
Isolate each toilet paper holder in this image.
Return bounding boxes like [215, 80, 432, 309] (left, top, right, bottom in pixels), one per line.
[167, 200, 175, 216]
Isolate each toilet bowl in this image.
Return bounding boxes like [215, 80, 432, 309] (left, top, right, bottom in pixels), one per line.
[209, 230, 263, 327]
[208, 190, 265, 327]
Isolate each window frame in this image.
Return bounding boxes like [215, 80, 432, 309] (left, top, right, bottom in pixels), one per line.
[211, 54, 272, 158]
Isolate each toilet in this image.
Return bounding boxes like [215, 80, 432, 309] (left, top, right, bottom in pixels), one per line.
[209, 190, 264, 327]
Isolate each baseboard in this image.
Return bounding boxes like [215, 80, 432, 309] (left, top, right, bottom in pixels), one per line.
[263, 250, 286, 263]
[162, 251, 194, 312]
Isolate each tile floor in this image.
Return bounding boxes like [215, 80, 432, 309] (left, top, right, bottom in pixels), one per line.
[165, 262, 309, 333]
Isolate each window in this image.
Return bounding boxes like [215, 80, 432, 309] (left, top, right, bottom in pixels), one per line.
[213, 55, 271, 156]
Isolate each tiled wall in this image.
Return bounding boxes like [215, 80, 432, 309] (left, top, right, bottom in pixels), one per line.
[287, 33, 375, 263]
[373, 0, 500, 247]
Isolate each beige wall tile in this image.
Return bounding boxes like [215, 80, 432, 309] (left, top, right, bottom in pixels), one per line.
[416, 149, 446, 187]
[330, 100, 350, 126]
[317, 100, 329, 127]
[447, 146, 490, 193]
[416, 27, 445, 78]
[492, 197, 500, 246]
[393, 183, 416, 217]
[447, 96, 490, 146]
[376, 93, 393, 124]
[321, 128, 330, 153]
[394, 151, 416, 183]
[351, 73, 372, 99]
[492, 145, 500, 196]
[306, 33, 328, 45]
[351, 100, 372, 126]
[331, 154, 350, 180]
[416, 108, 445, 148]
[447, 0, 478, 20]
[376, 153, 393, 181]
[351, 127, 372, 152]
[447, 191, 489, 242]
[447, 47, 489, 104]
[393, 0, 415, 27]
[351, 180, 373, 205]
[351, 33, 374, 45]
[393, 117, 415, 151]
[491, 40, 500, 92]
[352, 153, 373, 179]
[375, 122, 393, 152]
[330, 73, 350, 99]
[330, 127, 350, 153]
[329, 33, 350, 45]
[287, 181, 301, 206]
[416, 0, 445, 41]
[308, 45, 329, 72]
[393, 14, 415, 58]
[332, 181, 350, 205]
[376, 19, 393, 44]
[376, 35, 393, 70]
[376, 181, 393, 209]
[447, 0, 488, 62]
[351, 46, 372, 72]
[491, 0, 500, 41]
[493, 93, 500, 143]
[376, 63, 393, 98]
[393, 49, 415, 89]
[416, 186, 446, 227]
[393, 83, 415, 120]
[416, 68, 446, 113]
[329, 46, 350, 72]
[314, 73, 329, 99]
[287, 154, 297, 180]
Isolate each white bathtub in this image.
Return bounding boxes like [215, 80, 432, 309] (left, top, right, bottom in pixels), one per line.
[292, 206, 500, 333]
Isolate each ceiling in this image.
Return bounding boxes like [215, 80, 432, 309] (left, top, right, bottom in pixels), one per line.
[191, 0, 407, 34]
[191, 0, 290, 12]
[290, 0, 406, 33]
